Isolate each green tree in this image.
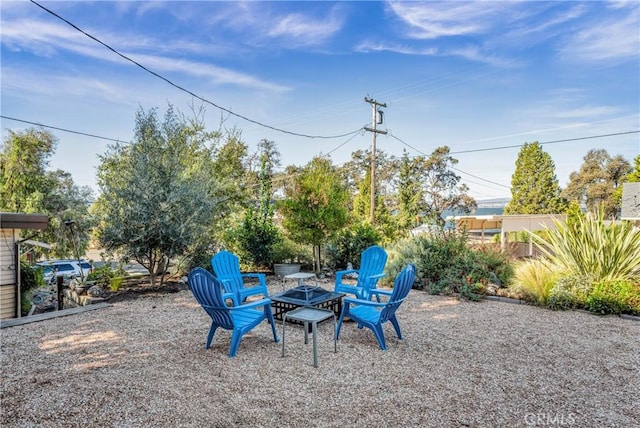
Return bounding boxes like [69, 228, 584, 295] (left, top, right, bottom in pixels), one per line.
[417, 146, 476, 225]
[505, 142, 566, 214]
[562, 149, 631, 218]
[93, 106, 217, 286]
[174, 110, 251, 270]
[0, 128, 56, 213]
[612, 154, 640, 205]
[351, 169, 394, 227]
[0, 128, 93, 258]
[42, 170, 94, 258]
[279, 156, 348, 271]
[340, 149, 397, 214]
[233, 139, 281, 268]
[396, 150, 426, 234]
[626, 154, 640, 182]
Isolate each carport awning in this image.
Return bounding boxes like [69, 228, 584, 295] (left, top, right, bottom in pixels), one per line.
[453, 216, 502, 231]
[451, 214, 566, 233]
[20, 239, 52, 250]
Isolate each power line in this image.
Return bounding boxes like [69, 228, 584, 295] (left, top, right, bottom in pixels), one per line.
[1, 115, 125, 143]
[324, 128, 366, 157]
[450, 166, 511, 189]
[390, 129, 639, 157]
[387, 130, 639, 190]
[387, 132, 509, 189]
[29, 0, 362, 141]
[450, 131, 640, 155]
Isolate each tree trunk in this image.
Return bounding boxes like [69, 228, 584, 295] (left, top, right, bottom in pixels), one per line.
[313, 245, 321, 272]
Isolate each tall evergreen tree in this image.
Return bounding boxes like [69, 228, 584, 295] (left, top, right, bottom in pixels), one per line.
[505, 142, 566, 214]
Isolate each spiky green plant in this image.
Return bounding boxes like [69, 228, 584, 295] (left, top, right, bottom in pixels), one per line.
[533, 211, 640, 283]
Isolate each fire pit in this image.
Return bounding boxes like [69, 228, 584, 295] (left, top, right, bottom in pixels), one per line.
[271, 285, 344, 324]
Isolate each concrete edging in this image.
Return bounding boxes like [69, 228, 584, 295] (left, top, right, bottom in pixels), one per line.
[0, 303, 111, 329]
[483, 295, 640, 322]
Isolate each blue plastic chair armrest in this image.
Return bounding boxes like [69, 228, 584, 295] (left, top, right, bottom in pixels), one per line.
[343, 296, 386, 308]
[230, 298, 272, 311]
[370, 289, 392, 297]
[241, 272, 266, 281]
[239, 285, 269, 299]
[241, 273, 268, 289]
[201, 303, 231, 311]
[222, 291, 240, 306]
[336, 269, 358, 282]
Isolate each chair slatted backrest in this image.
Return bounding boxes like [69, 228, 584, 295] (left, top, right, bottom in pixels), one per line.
[379, 264, 416, 323]
[211, 251, 244, 294]
[188, 267, 234, 330]
[357, 245, 388, 287]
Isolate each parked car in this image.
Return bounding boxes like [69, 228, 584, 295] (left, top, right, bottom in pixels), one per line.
[36, 259, 93, 283]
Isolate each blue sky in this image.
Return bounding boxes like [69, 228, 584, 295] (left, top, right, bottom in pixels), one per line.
[2, 1, 639, 201]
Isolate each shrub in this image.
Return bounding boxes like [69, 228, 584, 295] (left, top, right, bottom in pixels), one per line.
[387, 230, 512, 300]
[585, 279, 640, 315]
[87, 264, 127, 289]
[272, 237, 312, 265]
[470, 244, 513, 287]
[326, 222, 380, 269]
[547, 274, 592, 311]
[20, 263, 45, 316]
[233, 207, 281, 269]
[87, 264, 115, 286]
[510, 259, 559, 306]
[110, 276, 124, 292]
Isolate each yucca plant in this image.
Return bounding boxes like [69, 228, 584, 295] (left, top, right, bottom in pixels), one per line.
[533, 210, 640, 283]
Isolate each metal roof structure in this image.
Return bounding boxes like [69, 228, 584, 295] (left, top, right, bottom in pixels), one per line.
[621, 182, 640, 223]
[449, 214, 567, 256]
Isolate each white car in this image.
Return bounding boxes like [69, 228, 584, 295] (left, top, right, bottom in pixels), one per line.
[36, 259, 93, 283]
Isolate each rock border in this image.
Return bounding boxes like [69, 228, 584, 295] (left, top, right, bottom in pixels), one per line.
[483, 295, 640, 321]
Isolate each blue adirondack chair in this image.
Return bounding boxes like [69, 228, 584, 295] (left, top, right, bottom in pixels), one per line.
[334, 245, 388, 300]
[211, 251, 269, 306]
[188, 267, 279, 357]
[336, 264, 416, 351]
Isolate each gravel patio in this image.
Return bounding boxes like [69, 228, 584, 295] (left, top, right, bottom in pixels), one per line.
[1, 277, 638, 427]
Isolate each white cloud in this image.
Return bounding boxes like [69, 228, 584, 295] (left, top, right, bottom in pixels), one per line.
[266, 7, 344, 48]
[446, 46, 518, 68]
[0, 18, 289, 92]
[561, 9, 640, 62]
[553, 106, 622, 120]
[354, 40, 438, 56]
[129, 53, 290, 92]
[503, 4, 587, 42]
[388, 1, 521, 39]
[354, 40, 515, 67]
[1, 66, 136, 107]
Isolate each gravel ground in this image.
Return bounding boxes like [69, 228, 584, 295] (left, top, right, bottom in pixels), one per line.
[1, 277, 639, 428]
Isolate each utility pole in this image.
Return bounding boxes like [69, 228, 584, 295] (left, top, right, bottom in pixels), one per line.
[364, 96, 387, 224]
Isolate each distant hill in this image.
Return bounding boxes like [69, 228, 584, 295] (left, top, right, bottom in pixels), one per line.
[476, 198, 510, 208]
[473, 207, 504, 216]
[442, 198, 509, 219]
